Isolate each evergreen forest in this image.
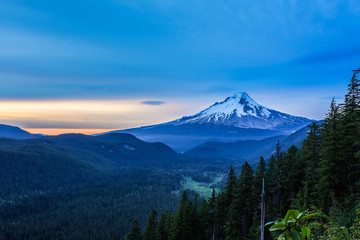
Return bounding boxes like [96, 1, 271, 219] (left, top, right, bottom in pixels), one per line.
[128, 68, 360, 240]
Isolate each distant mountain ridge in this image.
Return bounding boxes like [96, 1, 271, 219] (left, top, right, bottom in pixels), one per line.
[0, 124, 42, 139]
[0, 133, 180, 171]
[184, 122, 318, 163]
[0, 133, 183, 240]
[111, 92, 314, 151]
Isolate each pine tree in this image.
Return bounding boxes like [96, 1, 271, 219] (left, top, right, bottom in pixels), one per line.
[189, 194, 200, 240]
[156, 211, 171, 240]
[265, 155, 278, 221]
[253, 157, 267, 229]
[143, 210, 158, 240]
[215, 190, 227, 240]
[225, 171, 241, 240]
[224, 166, 237, 210]
[343, 67, 360, 115]
[316, 98, 343, 210]
[274, 140, 283, 217]
[224, 203, 239, 240]
[340, 67, 360, 193]
[170, 191, 193, 240]
[254, 156, 267, 201]
[225, 162, 254, 240]
[208, 189, 217, 240]
[279, 145, 298, 215]
[127, 219, 142, 240]
[301, 122, 321, 208]
[291, 149, 307, 211]
[218, 166, 237, 239]
[238, 161, 254, 240]
[197, 197, 212, 240]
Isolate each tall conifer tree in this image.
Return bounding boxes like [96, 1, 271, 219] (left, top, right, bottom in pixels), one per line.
[253, 156, 267, 228]
[156, 211, 171, 240]
[254, 156, 267, 201]
[340, 67, 360, 193]
[301, 122, 321, 208]
[170, 191, 193, 240]
[225, 162, 255, 240]
[143, 210, 158, 240]
[279, 145, 298, 214]
[224, 166, 237, 210]
[238, 161, 254, 239]
[197, 197, 212, 240]
[265, 155, 278, 221]
[317, 98, 343, 209]
[127, 219, 142, 240]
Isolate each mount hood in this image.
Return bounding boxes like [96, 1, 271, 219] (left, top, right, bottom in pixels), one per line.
[109, 92, 314, 151]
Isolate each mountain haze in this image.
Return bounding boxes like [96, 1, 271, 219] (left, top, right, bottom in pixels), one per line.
[112, 92, 313, 151]
[0, 124, 42, 139]
[184, 122, 319, 163]
[0, 133, 182, 240]
[0, 133, 180, 171]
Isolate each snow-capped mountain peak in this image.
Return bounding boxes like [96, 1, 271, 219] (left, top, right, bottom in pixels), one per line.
[199, 91, 271, 119]
[110, 91, 314, 151]
[172, 92, 312, 130]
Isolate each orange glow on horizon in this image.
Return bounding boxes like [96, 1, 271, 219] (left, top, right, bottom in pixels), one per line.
[24, 128, 116, 136]
[0, 99, 205, 132]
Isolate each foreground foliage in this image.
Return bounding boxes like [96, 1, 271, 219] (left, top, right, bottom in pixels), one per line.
[267, 210, 317, 240]
[267, 208, 360, 240]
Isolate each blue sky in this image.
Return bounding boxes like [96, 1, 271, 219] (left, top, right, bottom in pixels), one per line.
[0, 0, 359, 133]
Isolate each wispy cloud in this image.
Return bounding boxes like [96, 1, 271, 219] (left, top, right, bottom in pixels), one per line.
[293, 48, 360, 65]
[0, 0, 359, 124]
[0, 99, 188, 130]
[141, 101, 166, 105]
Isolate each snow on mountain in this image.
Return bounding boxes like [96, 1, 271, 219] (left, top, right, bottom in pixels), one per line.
[107, 92, 314, 152]
[169, 92, 311, 131]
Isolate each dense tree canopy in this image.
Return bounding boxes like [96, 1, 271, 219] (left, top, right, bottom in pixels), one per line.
[135, 66, 360, 240]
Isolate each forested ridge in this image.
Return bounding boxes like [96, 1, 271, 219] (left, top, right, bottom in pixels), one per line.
[128, 68, 360, 239]
[0, 134, 186, 240]
[0, 130, 224, 239]
[1, 67, 359, 240]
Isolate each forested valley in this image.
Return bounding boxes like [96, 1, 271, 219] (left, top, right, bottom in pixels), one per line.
[0, 131, 226, 239]
[128, 68, 360, 240]
[1, 67, 359, 240]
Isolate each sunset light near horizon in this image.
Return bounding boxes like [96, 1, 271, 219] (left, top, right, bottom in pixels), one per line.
[1, 0, 360, 134]
[0, 99, 196, 135]
[2, 1, 360, 239]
